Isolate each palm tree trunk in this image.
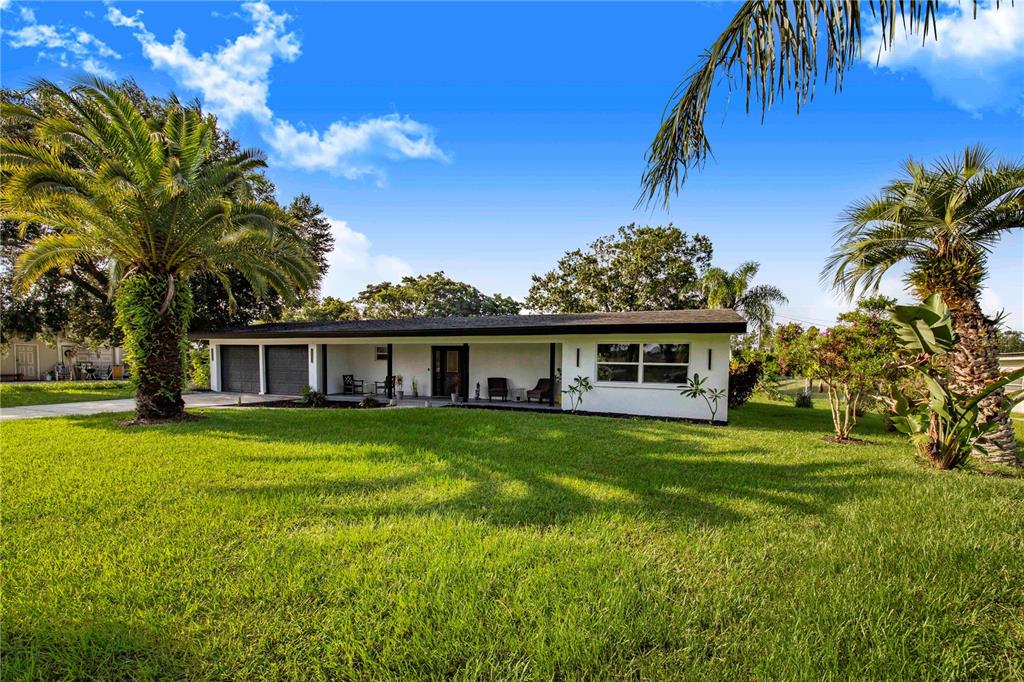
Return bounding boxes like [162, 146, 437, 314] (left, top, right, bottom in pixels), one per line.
[945, 292, 1020, 466]
[134, 309, 187, 420]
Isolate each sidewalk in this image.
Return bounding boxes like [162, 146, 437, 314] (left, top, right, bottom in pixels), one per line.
[0, 392, 294, 421]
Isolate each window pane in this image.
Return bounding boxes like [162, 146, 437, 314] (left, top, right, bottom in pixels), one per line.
[596, 364, 639, 382]
[643, 365, 688, 384]
[643, 343, 689, 364]
[597, 344, 638, 363]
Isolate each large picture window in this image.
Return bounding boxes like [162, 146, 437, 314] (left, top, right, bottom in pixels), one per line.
[596, 343, 689, 384]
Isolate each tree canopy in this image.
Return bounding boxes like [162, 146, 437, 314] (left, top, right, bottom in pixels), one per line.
[355, 272, 521, 319]
[526, 224, 712, 313]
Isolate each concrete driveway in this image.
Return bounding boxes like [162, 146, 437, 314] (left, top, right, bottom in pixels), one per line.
[0, 392, 294, 421]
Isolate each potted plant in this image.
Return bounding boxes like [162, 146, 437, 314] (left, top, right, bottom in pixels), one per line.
[395, 375, 404, 400]
[450, 375, 461, 403]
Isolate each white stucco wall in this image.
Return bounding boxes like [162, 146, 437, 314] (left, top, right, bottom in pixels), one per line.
[209, 332, 734, 419]
[560, 333, 733, 421]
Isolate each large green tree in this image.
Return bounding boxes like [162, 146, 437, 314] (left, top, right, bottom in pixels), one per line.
[0, 79, 315, 419]
[824, 145, 1023, 466]
[698, 261, 787, 341]
[526, 224, 712, 313]
[356, 271, 520, 319]
[641, 1, 993, 205]
[1, 82, 332, 344]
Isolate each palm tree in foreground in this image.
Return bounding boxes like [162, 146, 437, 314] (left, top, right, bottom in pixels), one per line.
[640, 0, 994, 206]
[824, 145, 1023, 466]
[699, 261, 787, 342]
[1, 80, 315, 420]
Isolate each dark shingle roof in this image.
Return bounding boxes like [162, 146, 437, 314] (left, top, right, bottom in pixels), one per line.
[193, 309, 746, 339]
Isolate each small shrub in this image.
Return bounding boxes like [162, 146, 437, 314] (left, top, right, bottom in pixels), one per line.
[794, 390, 813, 408]
[300, 385, 327, 407]
[728, 359, 762, 408]
[358, 396, 381, 408]
[188, 345, 210, 390]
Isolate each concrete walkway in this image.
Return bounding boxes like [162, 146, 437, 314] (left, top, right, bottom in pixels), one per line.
[0, 392, 293, 421]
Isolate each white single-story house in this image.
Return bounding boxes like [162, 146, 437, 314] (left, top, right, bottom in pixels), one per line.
[0, 335, 124, 381]
[194, 310, 747, 422]
[999, 353, 1024, 415]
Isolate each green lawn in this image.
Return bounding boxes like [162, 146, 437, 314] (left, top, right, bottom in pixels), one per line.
[2, 399, 1022, 680]
[0, 380, 134, 408]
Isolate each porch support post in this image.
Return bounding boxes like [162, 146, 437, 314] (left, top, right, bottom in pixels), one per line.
[462, 343, 470, 402]
[386, 343, 394, 399]
[548, 342, 556, 407]
[258, 344, 266, 395]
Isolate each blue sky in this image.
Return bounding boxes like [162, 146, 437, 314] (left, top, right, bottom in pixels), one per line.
[2, 1, 1022, 328]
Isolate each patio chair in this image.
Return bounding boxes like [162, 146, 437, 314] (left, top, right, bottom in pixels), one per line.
[374, 376, 394, 395]
[55, 363, 71, 381]
[526, 378, 552, 403]
[342, 374, 364, 395]
[487, 377, 509, 401]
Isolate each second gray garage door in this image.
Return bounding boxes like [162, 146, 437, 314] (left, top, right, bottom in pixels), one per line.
[265, 345, 308, 395]
[220, 345, 260, 393]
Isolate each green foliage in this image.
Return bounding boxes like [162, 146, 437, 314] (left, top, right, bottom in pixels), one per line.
[794, 390, 814, 409]
[889, 294, 1024, 469]
[189, 344, 211, 390]
[526, 224, 712, 313]
[994, 326, 1024, 354]
[356, 271, 520, 319]
[561, 375, 594, 414]
[0, 380, 133, 407]
[698, 261, 786, 340]
[641, 1, 983, 205]
[300, 385, 327, 407]
[727, 358, 762, 409]
[114, 274, 194, 400]
[284, 296, 361, 322]
[680, 372, 727, 422]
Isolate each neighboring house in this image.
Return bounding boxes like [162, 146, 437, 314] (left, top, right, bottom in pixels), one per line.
[999, 353, 1024, 415]
[0, 336, 124, 381]
[194, 310, 746, 421]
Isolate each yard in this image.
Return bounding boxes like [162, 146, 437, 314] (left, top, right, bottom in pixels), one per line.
[0, 380, 135, 408]
[2, 399, 1022, 680]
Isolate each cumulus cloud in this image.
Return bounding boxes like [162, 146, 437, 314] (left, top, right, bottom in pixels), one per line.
[2, 4, 121, 78]
[864, 1, 1024, 115]
[320, 218, 412, 298]
[107, 1, 447, 180]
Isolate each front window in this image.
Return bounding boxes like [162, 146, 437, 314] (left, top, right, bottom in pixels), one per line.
[595, 343, 689, 384]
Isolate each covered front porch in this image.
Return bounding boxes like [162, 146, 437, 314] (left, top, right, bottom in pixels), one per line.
[319, 340, 562, 407]
[324, 393, 562, 411]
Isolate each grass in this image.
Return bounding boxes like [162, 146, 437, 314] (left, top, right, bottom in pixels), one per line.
[0, 380, 135, 408]
[2, 398, 1022, 680]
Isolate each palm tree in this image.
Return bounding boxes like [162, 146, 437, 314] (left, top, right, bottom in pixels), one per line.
[699, 261, 787, 342]
[1, 79, 315, 420]
[824, 145, 1023, 466]
[640, 0, 993, 206]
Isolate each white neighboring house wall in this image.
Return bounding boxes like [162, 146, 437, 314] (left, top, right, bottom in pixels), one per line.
[0, 336, 123, 380]
[998, 353, 1024, 415]
[208, 332, 733, 420]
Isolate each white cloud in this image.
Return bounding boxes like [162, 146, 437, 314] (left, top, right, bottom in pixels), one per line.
[320, 218, 412, 298]
[107, 1, 447, 179]
[3, 4, 121, 76]
[864, 1, 1024, 115]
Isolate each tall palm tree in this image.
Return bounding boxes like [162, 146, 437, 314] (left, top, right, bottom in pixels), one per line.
[699, 261, 787, 341]
[640, 0, 993, 206]
[1, 79, 315, 420]
[824, 145, 1024, 466]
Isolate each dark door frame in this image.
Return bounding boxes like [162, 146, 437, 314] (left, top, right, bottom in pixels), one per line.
[431, 344, 469, 401]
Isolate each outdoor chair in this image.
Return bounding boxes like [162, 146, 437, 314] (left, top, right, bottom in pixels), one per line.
[55, 363, 71, 381]
[526, 378, 552, 403]
[342, 374, 364, 395]
[487, 377, 509, 401]
[374, 376, 394, 395]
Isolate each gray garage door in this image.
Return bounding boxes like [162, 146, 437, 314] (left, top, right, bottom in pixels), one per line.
[265, 345, 308, 395]
[220, 345, 260, 393]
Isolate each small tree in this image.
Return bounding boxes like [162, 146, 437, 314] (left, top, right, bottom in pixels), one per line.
[806, 312, 901, 441]
[679, 373, 726, 422]
[561, 375, 594, 414]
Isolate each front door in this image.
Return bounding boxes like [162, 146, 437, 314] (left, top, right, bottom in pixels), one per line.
[431, 346, 465, 398]
[15, 344, 38, 380]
